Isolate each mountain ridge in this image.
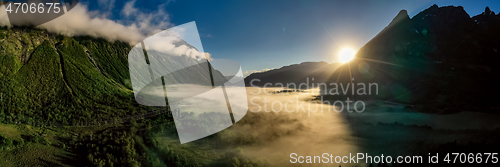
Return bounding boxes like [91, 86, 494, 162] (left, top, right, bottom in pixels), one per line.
[244, 61, 341, 87]
[243, 4, 500, 113]
[326, 5, 500, 111]
[0, 26, 144, 125]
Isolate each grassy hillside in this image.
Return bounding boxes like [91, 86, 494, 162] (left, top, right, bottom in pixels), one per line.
[0, 26, 261, 167]
[0, 26, 147, 126]
[75, 37, 132, 89]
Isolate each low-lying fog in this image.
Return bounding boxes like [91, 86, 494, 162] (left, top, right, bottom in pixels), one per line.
[242, 87, 360, 166]
[241, 87, 500, 166]
[152, 86, 500, 166]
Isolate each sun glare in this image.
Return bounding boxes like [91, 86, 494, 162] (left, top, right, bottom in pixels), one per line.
[339, 48, 356, 63]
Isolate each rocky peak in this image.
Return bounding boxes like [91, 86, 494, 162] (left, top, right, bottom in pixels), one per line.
[388, 9, 410, 27]
[484, 7, 495, 15]
[472, 6, 499, 26]
[429, 4, 439, 13]
[411, 5, 473, 36]
[413, 5, 470, 21]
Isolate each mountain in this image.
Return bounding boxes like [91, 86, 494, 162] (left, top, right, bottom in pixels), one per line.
[0, 26, 225, 126]
[244, 61, 341, 87]
[326, 5, 500, 112]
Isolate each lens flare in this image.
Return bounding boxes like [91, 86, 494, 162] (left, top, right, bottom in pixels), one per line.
[339, 48, 356, 63]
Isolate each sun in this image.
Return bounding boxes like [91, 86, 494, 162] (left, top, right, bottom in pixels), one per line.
[339, 48, 356, 63]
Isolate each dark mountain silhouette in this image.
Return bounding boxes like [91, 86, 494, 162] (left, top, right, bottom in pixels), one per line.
[244, 61, 341, 87]
[326, 5, 500, 112]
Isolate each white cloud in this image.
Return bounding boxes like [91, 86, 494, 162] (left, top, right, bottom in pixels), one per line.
[121, 0, 138, 17]
[98, 0, 116, 17]
[98, 0, 116, 9]
[0, 5, 9, 26]
[0, 1, 170, 45]
[39, 4, 146, 45]
[205, 53, 213, 61]
[120, 0, 170, 36]
[0, 1, 214, 60]
[141, 22, 211, 61]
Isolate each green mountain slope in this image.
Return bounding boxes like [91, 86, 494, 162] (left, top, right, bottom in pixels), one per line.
[0, 26, 145, 125]
[76, 37, 133, 88]
[0, 26, 228, 126]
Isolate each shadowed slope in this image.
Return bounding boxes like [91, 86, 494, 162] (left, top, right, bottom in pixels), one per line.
[325, 5, 500, 112]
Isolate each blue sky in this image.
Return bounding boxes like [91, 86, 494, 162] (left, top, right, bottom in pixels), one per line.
[82, 0, 500, 75]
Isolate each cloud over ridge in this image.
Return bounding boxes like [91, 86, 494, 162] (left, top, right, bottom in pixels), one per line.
[0, 1, 169, 45]
[0, 1, 212, 60]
